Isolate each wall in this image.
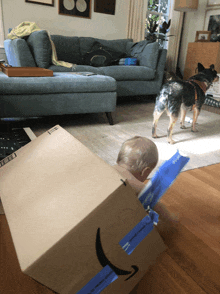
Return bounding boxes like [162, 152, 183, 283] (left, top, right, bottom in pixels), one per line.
[178, 0, 208, 75]
[1, 0, 130, 40]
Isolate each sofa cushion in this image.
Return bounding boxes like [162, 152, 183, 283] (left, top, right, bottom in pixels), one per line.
[4, 39, 37, 67]
[48, 64, 105, 75]
[27, 30, 52, 68]
[126, 41, 135, 55]
[101, 65, 156, 81]
[94, 38, 133, 54]
[50, 35, 83, 64]
[0, 72, 116, 94]
[79, 37, 133, 57]
[79, 37, 96, 56]
[83, 41, 126, 67]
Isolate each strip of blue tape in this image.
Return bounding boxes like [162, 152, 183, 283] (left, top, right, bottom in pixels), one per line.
[138, 150, 190, 209]
[77, 265, 118, 294]
[119, 211, 159, 255]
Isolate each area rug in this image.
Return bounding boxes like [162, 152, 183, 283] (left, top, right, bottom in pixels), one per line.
[31, 100, 220, 177]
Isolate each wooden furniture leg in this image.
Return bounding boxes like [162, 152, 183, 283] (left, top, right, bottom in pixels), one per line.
[105, 112, 114, 125]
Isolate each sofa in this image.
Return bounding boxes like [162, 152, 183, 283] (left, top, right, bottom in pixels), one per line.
[4, 30, 167, 97]
[1, 31, 167, 124]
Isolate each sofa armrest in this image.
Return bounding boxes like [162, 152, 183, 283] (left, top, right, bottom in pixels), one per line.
[4, 39, 36, 67]
[136, 42, 160, 70]
[154, 49, 167, 91]
[157, 49, 167, 73]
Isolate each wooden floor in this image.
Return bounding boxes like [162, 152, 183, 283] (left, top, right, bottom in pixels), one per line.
[130, 163, 220, 294]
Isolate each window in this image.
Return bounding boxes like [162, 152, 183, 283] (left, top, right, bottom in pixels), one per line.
[145, 0, 171, 49]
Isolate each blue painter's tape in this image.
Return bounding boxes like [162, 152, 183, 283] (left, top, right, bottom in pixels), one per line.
[119, 210, 158, 255]
[77, 265, 118, 294]
[149, 209, 159, 225]
[138, 150, 190, 209]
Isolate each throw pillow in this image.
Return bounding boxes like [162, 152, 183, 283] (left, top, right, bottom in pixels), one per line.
[83, 41, 126, 67]
[126, 41, 135, 56]
[27, 30, 52, 69]
[84, 48, 113, 67]
[94, 38, 133, 54]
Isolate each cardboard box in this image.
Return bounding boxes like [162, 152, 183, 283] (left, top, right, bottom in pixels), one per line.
[0, 125, 166, 294]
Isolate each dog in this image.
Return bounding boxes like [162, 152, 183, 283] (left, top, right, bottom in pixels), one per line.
[152, 63, 219, 144]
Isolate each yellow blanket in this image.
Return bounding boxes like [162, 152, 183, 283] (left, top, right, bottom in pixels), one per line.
[8, 21, 73, 68]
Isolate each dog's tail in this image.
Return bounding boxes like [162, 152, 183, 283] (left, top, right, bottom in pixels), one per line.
[154, 87, 168, 114]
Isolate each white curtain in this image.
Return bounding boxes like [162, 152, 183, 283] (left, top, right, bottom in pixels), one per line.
[127, 0, 145, 43]
[0, 0, 5, 47]
[166, 1, 184, 73]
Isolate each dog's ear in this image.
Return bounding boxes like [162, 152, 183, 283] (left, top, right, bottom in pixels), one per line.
[198, 63, 205, 72]
[210, 64, 215, 70]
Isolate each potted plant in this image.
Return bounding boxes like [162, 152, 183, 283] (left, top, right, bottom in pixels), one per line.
[145, 19, 172, 48]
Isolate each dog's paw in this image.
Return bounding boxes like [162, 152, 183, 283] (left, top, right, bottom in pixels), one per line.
[180, 125, 186, 129]
[191, 128, 199, 132]
[167, 138, 175, 144]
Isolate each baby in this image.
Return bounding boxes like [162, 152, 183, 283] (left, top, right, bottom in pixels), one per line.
[114, 136, 158, 195]
[114, 136, 177, 224]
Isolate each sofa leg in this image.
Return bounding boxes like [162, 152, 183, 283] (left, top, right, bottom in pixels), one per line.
[105, 112, 114, 125]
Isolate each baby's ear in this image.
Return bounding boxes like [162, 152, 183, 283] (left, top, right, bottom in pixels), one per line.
[141, 166, 149, 175]
[141, 166, 151, 180]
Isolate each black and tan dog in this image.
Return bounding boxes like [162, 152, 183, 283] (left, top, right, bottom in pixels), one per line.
[152, 63, 219, 144]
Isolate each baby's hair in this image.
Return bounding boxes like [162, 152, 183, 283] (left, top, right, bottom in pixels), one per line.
[116, 136, 158, 173]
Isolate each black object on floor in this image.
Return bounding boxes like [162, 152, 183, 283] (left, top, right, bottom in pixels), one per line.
[0, 127, 31, 161]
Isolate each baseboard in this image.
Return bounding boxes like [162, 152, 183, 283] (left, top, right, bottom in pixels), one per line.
[203, 104, 220, 115]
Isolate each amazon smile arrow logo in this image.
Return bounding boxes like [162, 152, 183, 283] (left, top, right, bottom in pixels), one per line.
[96, 228, 139, 281]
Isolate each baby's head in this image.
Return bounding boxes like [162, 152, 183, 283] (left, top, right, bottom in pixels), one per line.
[116, 136, 158, 182]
